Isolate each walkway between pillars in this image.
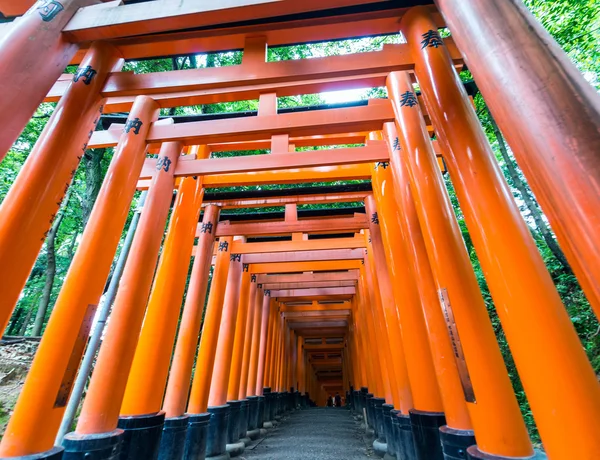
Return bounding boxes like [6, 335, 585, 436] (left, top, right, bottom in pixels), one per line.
[245, 408, 370, 460]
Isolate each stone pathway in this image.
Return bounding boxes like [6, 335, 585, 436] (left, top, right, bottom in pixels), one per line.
[243, 407, 372, 460]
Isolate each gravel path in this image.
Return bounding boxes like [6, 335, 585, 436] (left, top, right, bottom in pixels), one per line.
[243, 407, 372, 460]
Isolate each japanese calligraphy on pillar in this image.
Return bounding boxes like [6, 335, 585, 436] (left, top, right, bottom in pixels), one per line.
[230, 253, 241, 262]
[156, 156, 172, 172]
[73, 66, 98, 85]
[399, 91, 418, 108]
[37, 0, 64, 21]
[421, 30, 444, 49]
[200, 222, 213, 234]
[218, 240, 229, 252]
[124, 117, 143, 135]
[439, 288, 476, 403]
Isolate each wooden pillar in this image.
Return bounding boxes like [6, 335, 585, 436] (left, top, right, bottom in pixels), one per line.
[387, 68, 532, 457]
[255, 291, 272, 394]
[434, 0, 600, 317]
[401, 8, 600, 458]
[0, 42, 123, 335]
[246, 283, 265, 396]
[383, 122, 472, 431]
[120, 150, 208, 417]
[187, 236, 234, 414]
[208, 245, 245, 407]
[0, 96, 158, 457]
[75, 141, 181, 434]
[158, 205, 220, 417]
[0, 0, 93, 160]
[236, 273, 259, 400]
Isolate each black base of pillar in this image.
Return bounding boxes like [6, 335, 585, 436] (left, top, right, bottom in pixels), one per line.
[365, 393, 375, 431]
[182, 413, 211, 460]
[10, 446, 65, 460]
[256, 395, 265, 429]
[373, 398, 385, 441]
[158, 415, 189, 460]
[246, 396, 258, 431]
[238, 399, 249, 442]
[439, 426, 476, 460]
[383, 405, 395, 457]
[396, 414, 417, 460]
[62, 429, 123, 460]
[205, 405, 230, 459]
[466, 447, 541, 460]
[225, 401, 244, 458]
[409, 410, 446, 460]
[117, 411, 165, 460]
[262, 387, 272, 426]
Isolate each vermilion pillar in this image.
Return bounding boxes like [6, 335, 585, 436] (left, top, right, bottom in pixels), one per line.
[246, 284, 265, 396]
[0, 42, 123, 336]
[75, 141, 181, 435]
[434, 0, 600, 317]
[159, 204, 220, 417]
[255, 291, 271, 394]
[187, 236, 234, 414]
[387, 69, 532, 458]
[356, 275, 382, 397]
[120, 169, 207, 417]
[233, 272, 258, 400]
[0, 0, 91, 160]
[383, 121, 472, 432]
[361, 243, 397, 406]
[208, 247, 245, 407]
[401, 8, 600, 458]
[0, 96, 159, 457]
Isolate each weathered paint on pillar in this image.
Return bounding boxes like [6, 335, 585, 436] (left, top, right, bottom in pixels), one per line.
[402, 9, 600, 458]
[435, 0, 600, 317]
[388, 68, 532, 457]
[0, 42, 123, 336]
[0, 96, 159, 456]
[208, 243, 245, 406]
[120, 151, 208, 416]
[246, 284, 265, 396]
[76, 141, 181, 434]
[383, 121, 472, 430]
[0, 0, 93, 160]
[187, 235, 234, 414]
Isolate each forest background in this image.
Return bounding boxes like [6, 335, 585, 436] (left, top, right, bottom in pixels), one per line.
[0, 0, 599, 446]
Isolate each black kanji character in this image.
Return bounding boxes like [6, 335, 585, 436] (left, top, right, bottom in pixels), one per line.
[258, 283, 263, 288]
[37, 0, 63, 22]
[375, 162, 389, 170]
[264, 290, 271, 296]
[393, 137, 400, 151]
[420, 30, 444, 49]
[371, 212, 379, 224]
[251, 274, 257, 282]
[218, 240, 229, 252]
[243, 263, 249, 272]
[73, 66, 97, 85]
[156, 156, 172, 172]
[399, 91, 418, 108]
[200, 222, 213, 234]
[124, 117, 143, 135]
[230, 253, 241, 262]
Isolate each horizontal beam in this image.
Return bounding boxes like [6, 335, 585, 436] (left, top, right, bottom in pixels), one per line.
[63, 6, 442, 63]
[232, 237, 366, 255]
[62, 0, 388, 42]
[240, 249, 365, 264]
[204, 191, 368, 209]
[250, 260, 362, 274]
[212, 216, 367, 237]
[264, 280, 356, 290]
[89, 102, 394, 148]
[294, 328, 347, 337]
[288, 320, 348, 329]
[258, 271, 359, 283]
[140, 142, 388, 179]
[273, 287, 355, 298]
[303, 343, 345, 351]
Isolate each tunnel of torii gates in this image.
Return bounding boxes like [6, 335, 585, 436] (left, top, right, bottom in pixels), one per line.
[0, 0, 599, 460]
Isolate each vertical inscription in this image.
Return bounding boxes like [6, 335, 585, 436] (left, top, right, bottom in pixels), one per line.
[439, 288, 476, 403]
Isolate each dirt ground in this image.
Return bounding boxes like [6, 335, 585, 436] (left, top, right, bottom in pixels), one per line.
[0, 338, 39, 435]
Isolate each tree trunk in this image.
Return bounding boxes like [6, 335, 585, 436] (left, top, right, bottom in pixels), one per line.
[485, 105, 572, 274]
[31, 185, 74, 336]
[82, 148, 106, 227]
[18, 293, 40, 336]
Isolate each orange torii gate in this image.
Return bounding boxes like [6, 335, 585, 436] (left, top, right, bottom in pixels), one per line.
[0, 1, 598, 460]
